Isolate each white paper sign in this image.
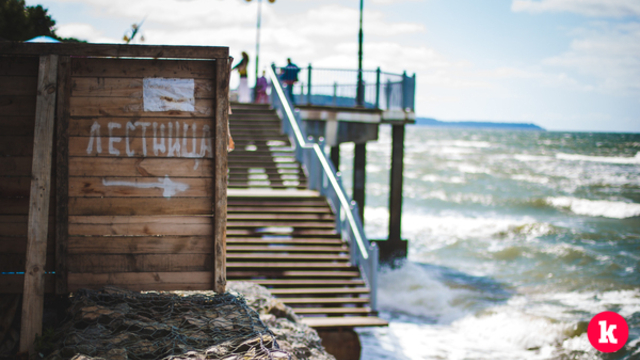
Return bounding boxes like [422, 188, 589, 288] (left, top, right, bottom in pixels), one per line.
[143, 78, 195, 112]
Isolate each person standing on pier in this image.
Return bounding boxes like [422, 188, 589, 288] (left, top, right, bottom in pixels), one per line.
[281, 58, 300, 104]
[233, 51, 251, 103]
[255, 70, 269, 104]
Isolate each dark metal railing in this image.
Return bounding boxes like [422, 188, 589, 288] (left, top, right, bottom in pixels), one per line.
[268, 64, 379, 310]
[275, 65, 415, 112]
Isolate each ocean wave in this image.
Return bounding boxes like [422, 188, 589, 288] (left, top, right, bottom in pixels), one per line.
[546, 196, 640, 219]
[511, 174, 550, 184]
[556, 152, 640, 164]
[377, 262, 475, 323]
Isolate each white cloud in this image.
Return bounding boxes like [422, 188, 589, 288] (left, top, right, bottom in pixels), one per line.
[55, 23, 120, 43]
[512, 0, 640, 18]
[542, 22, 640, 94]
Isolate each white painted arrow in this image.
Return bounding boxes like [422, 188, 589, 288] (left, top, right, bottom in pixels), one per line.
[102, 175, 189, 198]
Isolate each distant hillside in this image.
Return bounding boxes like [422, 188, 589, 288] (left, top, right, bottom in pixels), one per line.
[415, 117, 545, 131]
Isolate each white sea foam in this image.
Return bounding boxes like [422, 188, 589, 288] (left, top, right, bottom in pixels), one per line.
[420, 174, 466, 183]
[377, 262, 473, 323]
[556, 152, 640, 164]
[546, 196, 640, 219]
[514, 154, 554, 162]
[511, 174, 550, 184]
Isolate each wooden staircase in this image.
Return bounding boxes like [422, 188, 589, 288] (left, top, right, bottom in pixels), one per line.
[226, 103, 387, 329]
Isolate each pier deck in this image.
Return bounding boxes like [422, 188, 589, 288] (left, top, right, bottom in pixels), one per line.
[226, 103, 387, 329]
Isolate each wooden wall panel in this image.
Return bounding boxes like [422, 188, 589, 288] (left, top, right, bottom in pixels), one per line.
[66, 57, 224, 292]
[0, 55, 57, 295]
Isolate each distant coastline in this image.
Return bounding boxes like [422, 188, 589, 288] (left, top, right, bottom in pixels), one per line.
[415, 117, 545, 131]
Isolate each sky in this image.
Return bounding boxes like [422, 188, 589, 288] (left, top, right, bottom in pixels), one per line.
[27, 0, 640, 132]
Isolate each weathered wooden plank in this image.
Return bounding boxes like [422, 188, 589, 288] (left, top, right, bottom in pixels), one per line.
[281, 298, 369, 304]
[227, 206, 330, 214]
[301, 317, 388, 328]
[0, 157, 32, 176]
[269, 287, 369, 295]
[0, 117, 36, 135]
[0, 76, 38, 96]
[72, 57, 216, 78]
[68, 197, 214, 216]
[293, 308, 372, 315]
[227, 253, 348, 260]
[0, 43, 228, 60]
[226, 270, 360, 278]
[71, 78, 214, 98]
[226, 262, 352, 268]
[1, 252, 55, 272]
[67, 272, 213, 292]
[67, 236, 212, 254]
[238, 279, 365, 286]
[68, 215, 213, 236]
[0, 136, 33, 156]
[0, 274, 55, 294]
[68, 118, 215, 137]
[68, 157, 213, 177]
[227, 245, 346, 253]
[0, 236, 54, 253]
[0, 176, 31, 198]
[69, 96, 214, 117]
[0, 197, 55, 215]
[0, 56, 39, 76]
[227, 220, 335, 228]
[227, 213, 334, 221]
[20, 54, 58, 355]
[226, 238, 343, 245]
[0, 216, 54, 236]
[69, 135, 214, 158]
[67, 254, 212, 272]
[213, 57, 229, 294]
[0, 95, 36, 116]
[56, 55, 71, 294]
[69, 177, 213, 197]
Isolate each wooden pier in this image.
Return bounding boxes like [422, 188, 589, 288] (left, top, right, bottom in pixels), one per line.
[226, 103, 387, 329]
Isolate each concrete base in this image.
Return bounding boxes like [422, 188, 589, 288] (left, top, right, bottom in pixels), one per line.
[317, 329, 361, 360]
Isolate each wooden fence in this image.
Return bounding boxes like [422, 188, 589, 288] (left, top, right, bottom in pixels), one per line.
[0, 43, 230, 354]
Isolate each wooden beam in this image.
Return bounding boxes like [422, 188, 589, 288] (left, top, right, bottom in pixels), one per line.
[19, 54, 58, 355]
[55, 56, 71, 294]
[330, 145, 340, 170]
[0, 42, 229, 60]
[213, 57, 230, 294]
[353, 143, 366, 222]
[389, 124, 405, 243]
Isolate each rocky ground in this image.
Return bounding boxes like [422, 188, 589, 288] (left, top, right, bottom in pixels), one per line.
[28, 282, 336, 360]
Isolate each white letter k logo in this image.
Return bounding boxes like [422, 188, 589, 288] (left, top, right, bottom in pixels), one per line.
[598, 320, 617, 344]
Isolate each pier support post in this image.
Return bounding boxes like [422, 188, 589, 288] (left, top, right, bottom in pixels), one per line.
[374, 124, 408, 263]
[330, 145, 340, 170]
[353, 143, 366, 222]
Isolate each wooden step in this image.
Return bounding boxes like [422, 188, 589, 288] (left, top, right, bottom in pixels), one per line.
[226, 270, 361, 278]
[235, 279, 365, 287]
[227, 213, 335, 221]
[226, 229, 338, 236]
[226, 253, 349, 261]
[226, 262, 353, 269]
[227, 207, 330, 214]
[269, 287, 370, 295]
[226, 238, 343, 245]
[293, 307, 372, 315]
[226, 245, 348, 253]
[227, 221, 335, 228]
[282, 297, 369, 305]
[301, 316, 389, 328]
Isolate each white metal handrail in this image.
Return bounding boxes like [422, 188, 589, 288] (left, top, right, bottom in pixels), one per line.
[267, 64, 378, 310]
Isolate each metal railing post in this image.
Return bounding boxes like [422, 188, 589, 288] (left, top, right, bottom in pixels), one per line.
[307, 64, 312, 105]
[369, 242, 379, 311]
[402, 70, 407, 110]
[375, 67, 381, 109]
[333, 82, 337, 105]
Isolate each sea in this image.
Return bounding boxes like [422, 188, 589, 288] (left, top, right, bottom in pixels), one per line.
[335, 126, 640, 360]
